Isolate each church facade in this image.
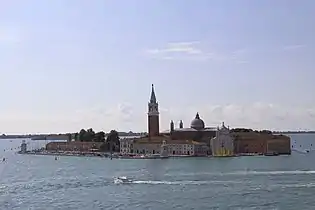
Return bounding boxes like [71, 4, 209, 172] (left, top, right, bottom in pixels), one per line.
[210, 123, 234, 157]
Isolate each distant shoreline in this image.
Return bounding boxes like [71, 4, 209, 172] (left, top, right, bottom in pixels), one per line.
[0, 132, 145, 140]
[0, 131, 314, 140]
[273, 131, 315, 134]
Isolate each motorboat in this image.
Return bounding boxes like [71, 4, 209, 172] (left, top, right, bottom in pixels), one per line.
[114, 176, 132, 184]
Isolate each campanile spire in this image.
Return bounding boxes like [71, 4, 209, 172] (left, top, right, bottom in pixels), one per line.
[150, 84, 156, 103]
[148, 84, 159, 137]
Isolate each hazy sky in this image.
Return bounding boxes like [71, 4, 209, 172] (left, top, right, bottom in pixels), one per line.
[1, 0, 315, 134]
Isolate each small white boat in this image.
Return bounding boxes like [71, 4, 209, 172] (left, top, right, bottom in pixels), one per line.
[114, 176, 132, 184]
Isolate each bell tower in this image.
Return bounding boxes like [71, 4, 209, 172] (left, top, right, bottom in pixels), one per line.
[148, 84, 159, 137]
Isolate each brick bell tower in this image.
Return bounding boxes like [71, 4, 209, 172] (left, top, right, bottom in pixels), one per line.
[148, 84, 159, 137]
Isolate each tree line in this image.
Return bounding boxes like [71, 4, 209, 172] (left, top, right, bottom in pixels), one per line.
[231, 128, 272, 134]
[73, 128, 120, 152]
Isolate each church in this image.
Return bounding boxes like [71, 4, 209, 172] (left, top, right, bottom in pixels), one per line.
[120, 84, 212, 156]
[161, 113, 217, 144]
[147, 84, 217, 144]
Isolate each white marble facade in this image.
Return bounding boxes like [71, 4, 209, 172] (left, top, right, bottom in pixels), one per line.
[210, 122, 234, 156]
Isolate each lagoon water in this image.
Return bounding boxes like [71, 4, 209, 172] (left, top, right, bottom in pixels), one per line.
[0, 134, 315, 210]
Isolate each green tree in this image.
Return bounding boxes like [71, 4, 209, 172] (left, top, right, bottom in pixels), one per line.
[77, 128, 96, 141]
[85, 128, 95, 141]
[106, 130, 120, 152]
[78, 129, 87, 141]
[95, 131, 105, 142]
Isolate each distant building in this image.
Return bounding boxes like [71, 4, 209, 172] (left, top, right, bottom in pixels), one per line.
[132, 136, 167, 155]
[167, 140, 208, 156]
[210, 122, 234, 157]
[132, 137, 208, 156]
[233, 130, 291, 155]
[120, 138, 135, 154]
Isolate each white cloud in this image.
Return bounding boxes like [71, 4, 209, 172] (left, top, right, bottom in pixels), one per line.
[0, 102, 314, 134]
[145, 41, 246, 63]
[283, 44, 306, 51]
[146, 41, 202, 56]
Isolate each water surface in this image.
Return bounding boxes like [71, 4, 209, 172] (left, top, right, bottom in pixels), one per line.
[0, 135, 315, 210]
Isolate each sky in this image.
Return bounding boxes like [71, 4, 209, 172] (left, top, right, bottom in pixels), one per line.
[0, 0, 315, 134]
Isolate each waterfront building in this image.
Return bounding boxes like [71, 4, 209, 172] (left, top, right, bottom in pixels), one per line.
[120, 138, 135, 154]
[210, 122, 234, 157]
[132, 137, 208, 156]
[266, 136, 291, 154]
[233, 130, 291, 155]
[167, 140, 208, 156]
[132, 136, 166, 155]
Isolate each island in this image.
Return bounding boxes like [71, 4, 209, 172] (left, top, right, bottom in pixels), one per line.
[18, 84, 292, 158]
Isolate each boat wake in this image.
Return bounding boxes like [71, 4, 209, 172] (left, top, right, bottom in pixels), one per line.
[131, 180, 240, 185]
[113, 178, 242, 185]
[113, 170, 315, 186]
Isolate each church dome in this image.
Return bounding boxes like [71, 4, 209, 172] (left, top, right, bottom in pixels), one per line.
[190, 113, 205, 130]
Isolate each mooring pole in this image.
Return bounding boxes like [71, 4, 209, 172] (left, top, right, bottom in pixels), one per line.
[110, 141, 113, 160]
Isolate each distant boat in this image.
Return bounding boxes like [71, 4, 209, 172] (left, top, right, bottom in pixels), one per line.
[114, 176, 132, 184]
